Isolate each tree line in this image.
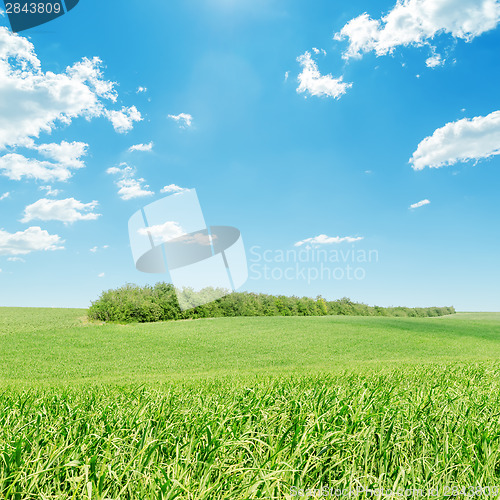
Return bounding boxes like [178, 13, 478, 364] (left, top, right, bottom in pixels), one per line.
[87, 283, 456, 323]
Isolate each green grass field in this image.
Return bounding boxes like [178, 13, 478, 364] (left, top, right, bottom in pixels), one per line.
[1, 309, 500, 498]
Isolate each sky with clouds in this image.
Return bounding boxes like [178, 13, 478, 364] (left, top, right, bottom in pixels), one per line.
[0, 0, 499, 310]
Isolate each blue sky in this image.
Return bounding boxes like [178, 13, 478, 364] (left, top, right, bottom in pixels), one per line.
[0, 0, 499, 311]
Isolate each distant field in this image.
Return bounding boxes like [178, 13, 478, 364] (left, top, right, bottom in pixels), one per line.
[0, 308, 500, 386]
[2, 308, 500, 498]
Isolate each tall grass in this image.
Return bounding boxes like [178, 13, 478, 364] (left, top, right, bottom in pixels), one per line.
[88, 283, 456, 323]
[2, 363, 500, 498]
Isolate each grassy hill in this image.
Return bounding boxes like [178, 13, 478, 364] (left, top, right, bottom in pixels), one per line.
[1, 308, 500, 498]
[0, 308, 499, 386]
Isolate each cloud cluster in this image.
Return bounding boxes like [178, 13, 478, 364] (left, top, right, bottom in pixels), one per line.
[334, 0, 500, 60]
[107, 163, 154, 200]
[0, 140, 89, 182]
[0, 28, 141, 150]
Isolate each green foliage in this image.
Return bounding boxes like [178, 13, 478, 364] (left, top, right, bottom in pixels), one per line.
[88, 283, 456, 323]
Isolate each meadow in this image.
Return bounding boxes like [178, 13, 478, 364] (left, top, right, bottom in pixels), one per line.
[1, 308, 500, 498]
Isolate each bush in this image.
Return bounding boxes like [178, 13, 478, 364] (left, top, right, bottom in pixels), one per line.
[88, 282, 456, 324]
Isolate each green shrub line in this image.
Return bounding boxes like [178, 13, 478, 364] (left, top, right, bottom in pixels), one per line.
[88, 283, 456, 323]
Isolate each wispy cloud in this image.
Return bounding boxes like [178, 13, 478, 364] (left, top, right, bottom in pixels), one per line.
[160, 184, 189, 194]
[409, 199, 431, 210]
[39, 186, 61, 197]
[168, 113, 193, 128]
[90, 245, 109, 253]
[294, 234, 364, 247]
[0, 192, 9, 201]
[129, 142, 153, 152]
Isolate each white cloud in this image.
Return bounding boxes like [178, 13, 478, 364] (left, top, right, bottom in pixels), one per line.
[168, 113, 193, 128]
[138, 221, 184, 242]
[129, 142, 153, 152]
[107, 163, 154, 200]
[296, 52, 352, 99]
[0, 140, 88, 182]
[0, 226, 64, 256]
[98, 272, 105, 278]
[136, 86, 147, 93]
[90, 245, 108, 253]
[0, 27, 140, 150]
[312, 47, 327, 55]
[21, 198, 100, 223]
[160, 184, 189, 194]
[105, 106, 142, 133]
[294, 234, 364, 247]
[35, 141, 88, 169]
[284, 71, 289, 82]
[138, 223, 212, 247]
[334, 0, 500, 61]
[426, 53, 445, 67]
[0, 154, 77, 182]
[410, 110, 500, 170]
[0, 191, 9, 200]
[39, 186, 61, 197]
[7, 257, 25, 262]
[409, 199, 431, 209]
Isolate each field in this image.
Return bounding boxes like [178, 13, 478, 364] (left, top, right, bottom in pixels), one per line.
[1, 309, 500, 498]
